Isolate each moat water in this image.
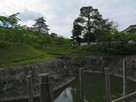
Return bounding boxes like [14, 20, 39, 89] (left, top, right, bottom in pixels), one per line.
[7, 73, 136, 102]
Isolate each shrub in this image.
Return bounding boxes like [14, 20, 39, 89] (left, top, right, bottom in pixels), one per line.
[0, 41, 12, 48]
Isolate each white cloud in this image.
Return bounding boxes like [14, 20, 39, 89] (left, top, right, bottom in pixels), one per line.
[19, 20, 34, 27]
[51, 25, 71, 38]
[0, 0, 50, 15]
[0, 0, 136, 38]
[18, 10, 42, 21]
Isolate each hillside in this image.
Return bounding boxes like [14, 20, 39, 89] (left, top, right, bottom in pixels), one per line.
[0, 42, 54, 67]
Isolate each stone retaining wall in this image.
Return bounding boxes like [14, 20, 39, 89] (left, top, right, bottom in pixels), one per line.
[0, 59, 73, 99]
[0, 55, 136, 100]
[72, 55, 136, 80]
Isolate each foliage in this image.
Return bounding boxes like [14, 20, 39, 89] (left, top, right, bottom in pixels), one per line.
[98, 31, 136, 55]
[0, 24, 74, 48]
[95, 19, 118, 42]
[71, 21, 83, 46]
[72, 31, 136, 55]
[72, 6, 103, 44]
[50, 33, 58, 37]
[0, 41, 12, 48]
[71, 6, 118, 45]
[0, 42, 54, 67]
[72, 45, 107, 56]
[0, 13, 20, 27]
[0, 14, 75, 48]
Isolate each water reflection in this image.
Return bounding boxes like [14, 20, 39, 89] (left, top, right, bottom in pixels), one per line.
[55, 87, 72, 102]
[54, 73, 136, 102]
[3, 73, 136, 102]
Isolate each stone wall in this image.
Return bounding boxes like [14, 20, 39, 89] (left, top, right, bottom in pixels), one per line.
[0, 55, 136, 99]
[72, 55, 136, 80]
[0, 59, 73, 99]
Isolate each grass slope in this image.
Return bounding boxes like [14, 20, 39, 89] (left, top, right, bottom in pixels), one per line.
[44, 45, 107, 56]
[0, 42, 54, 67]
[0, 42, 107, 68]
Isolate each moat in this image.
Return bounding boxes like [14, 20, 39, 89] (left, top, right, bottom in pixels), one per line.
[6, 73, 136, 102]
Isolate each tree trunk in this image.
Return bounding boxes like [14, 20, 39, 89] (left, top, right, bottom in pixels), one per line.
[87, 17, 91, 45]
[87, 39, 90, 45]
[78, 41, 81, 46]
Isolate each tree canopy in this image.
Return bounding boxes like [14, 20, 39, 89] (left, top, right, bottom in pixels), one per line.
[0, 13, 20, 27]
[71, 20, 83, 46]
[71, 6, 118, 45]
[0, 13, 75, 48]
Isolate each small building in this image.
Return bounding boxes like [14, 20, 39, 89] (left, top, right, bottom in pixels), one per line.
[122, 25, 136, 33]
[80, 42, 97, 46]
[27, 17, 49, 34]
[122, 24, 136, 45]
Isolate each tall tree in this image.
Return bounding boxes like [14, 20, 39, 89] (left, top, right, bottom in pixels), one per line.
[71, 20, 83, 46]
[79, 6, 103, 44]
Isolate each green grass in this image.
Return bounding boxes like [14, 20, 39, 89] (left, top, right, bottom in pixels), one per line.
[71, 45, 108, 56]
[0, 42, 108, 68]
[0, 53, 54, 67]
[44, 47, 74, 55]
[0, 42, 54, 67]
[44, 45, 107, 56]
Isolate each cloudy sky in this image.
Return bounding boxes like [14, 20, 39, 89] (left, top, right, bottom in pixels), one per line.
[0, 0, 136, 38]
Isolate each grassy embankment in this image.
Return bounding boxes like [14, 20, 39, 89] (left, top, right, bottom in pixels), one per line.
[0, 42, 107, 68]
[0, 42, 54, 67]
[43, 45, 107, 56]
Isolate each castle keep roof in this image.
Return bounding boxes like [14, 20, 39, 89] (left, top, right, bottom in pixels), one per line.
[28, 17, 49, 34]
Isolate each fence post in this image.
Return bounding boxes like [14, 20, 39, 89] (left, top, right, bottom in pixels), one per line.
[79, 68, 84, 102]
[40, 73, 53, 102]
[105, 67, 111, 102]
[123, 59, 127, 102]
[27, 74, 33, 102]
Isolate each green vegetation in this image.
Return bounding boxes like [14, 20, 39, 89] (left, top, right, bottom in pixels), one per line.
[0, 13, 74, 48]
[0, 13, 20, 27]
[44, 47, 74, 55]
[0, 14, 75, 67]
[0, 6, 136, 67]
[0, 42, 54, 67]
[97, 31, 136, 55]
[73, 45, 107, 56]
[0, 26, 74, 48]
[71, 6, 118, 45]
[71, 6, 136, 55]
[44, 45, 108, 56]
[0, 53, 54, 68]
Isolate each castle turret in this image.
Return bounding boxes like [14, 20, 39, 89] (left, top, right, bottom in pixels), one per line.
[28, 17, 49, 34]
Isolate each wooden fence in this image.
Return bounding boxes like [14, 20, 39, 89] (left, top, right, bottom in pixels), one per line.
[27, 73, 53, 102]
[79, 59, 136, 102]
[105, 59, 136, 102]
[26, 59, 136, 102]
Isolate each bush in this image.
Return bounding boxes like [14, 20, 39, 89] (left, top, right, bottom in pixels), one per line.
[0, 41, 12, 48]
[98, 31, 136, 55]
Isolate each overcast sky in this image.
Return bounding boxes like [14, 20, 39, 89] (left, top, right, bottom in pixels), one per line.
[0, 0, 136, 38]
